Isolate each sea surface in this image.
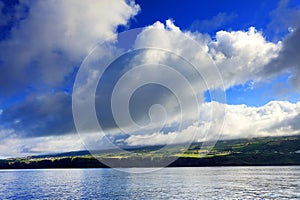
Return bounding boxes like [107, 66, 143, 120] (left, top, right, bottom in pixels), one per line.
[0, 166, 299, 199]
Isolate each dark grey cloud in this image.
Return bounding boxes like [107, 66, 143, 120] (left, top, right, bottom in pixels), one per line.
[259, 0, 300, 93]
[94, 50, 182, 132]
[0, 43, 77, 96]
[0, 53, 182, 138]
[289, 114, 300, 131]
[267, 113, 300, 133]
[262, 23, 300, 90]
[0, 92, 75, 137]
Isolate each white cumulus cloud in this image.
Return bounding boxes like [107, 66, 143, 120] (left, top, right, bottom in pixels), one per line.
[124, 101, 300, 146]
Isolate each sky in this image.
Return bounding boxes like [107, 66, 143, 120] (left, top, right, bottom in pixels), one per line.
[0, 0, 300, 158]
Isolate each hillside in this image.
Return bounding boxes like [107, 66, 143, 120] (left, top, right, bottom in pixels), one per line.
[1, 135, 300, 169]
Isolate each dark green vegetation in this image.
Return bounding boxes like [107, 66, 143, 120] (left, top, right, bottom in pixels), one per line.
[1, 135, 300, 168]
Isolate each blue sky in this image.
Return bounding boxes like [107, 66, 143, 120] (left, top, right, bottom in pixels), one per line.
[132, 0, 273, 30]
[0, 0, 300, 158]
[130, 0, 298, 39]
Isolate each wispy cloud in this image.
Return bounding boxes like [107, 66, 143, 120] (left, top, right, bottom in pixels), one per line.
[190, 12, 237, 33]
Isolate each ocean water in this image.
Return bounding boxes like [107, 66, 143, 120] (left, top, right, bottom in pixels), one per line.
[0, 166, 299, 199]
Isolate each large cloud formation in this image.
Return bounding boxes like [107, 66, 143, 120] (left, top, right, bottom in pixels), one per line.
[0, 0, 299, 157]
[0, 0, 140, 96]
[2, 100, 299, 158]
[0, 0, 140, 157]
[124, 101, 300, 146]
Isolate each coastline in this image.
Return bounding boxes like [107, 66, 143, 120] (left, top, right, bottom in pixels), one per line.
[1, 153, 300, 169]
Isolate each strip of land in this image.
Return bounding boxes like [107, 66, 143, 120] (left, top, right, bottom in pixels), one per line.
[1, 135, 300, 169]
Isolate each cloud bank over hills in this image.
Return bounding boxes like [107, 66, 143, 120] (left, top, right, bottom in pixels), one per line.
[0, 0, 299, 157]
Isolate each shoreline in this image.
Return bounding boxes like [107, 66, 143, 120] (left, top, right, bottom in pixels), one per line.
[1, 154, 300, 169]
